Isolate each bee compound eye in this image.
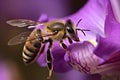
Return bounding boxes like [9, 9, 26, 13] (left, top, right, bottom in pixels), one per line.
[67, 26, 75, 34]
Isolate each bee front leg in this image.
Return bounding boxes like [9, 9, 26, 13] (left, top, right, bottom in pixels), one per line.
[46, 39, 53, 80]
[60, 40, 68, 50]
[67, 36, 73, 44]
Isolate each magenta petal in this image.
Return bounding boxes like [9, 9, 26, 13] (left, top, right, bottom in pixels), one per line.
[97, 52, 120, 75]
[99, 51, 120, 65]
[105, 0, 120, 39]
[94, 35, 120, 59]
[106, 51, 120, 63]
[65, 41, 103, 74]
[94, 0, 120, 59]
[37, 53, 47, 67]
[110, 0, 120, 22]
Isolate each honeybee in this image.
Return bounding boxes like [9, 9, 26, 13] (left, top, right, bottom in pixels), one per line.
[7, 19, 89, 79]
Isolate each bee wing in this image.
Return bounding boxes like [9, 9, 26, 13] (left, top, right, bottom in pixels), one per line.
[8, 32, 31, 45]
[6, 19, 46, 28]
[6, 19, 38, 28]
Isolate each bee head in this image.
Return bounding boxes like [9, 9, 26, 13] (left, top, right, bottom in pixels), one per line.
[66, 19, 80, 42]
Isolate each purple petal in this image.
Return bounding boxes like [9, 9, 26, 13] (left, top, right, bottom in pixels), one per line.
[64, 41, 120, 75]
[65, 41, 104, 74]
[37, 42, 72, 73]
[110, 0, 120, 22]
[37, 52, 47, 67]
[94, 0, 120, 59]
[99, 51, 120, 65]
[105, 0, 120, 38]
[97, 57, 120, 75]
[94, 35, 120, 59]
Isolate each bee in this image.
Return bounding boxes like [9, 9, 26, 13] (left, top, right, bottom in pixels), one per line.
[7, 19, 89, 79]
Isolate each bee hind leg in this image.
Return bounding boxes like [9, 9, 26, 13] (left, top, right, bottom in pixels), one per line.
[46, 39, 53, 80]
[47, 49, 53, 80]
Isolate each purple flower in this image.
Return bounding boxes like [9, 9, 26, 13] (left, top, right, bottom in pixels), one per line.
[64, 0, 120, 77]
[36, 0, 120, 79]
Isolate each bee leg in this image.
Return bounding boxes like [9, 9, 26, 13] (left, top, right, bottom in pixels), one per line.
[47, 49, 53, 80]
[60, 40, 68, 50]
[67, 36, 73, 44]
[39, 44, 46, 54]
[46, 39, 53, 80]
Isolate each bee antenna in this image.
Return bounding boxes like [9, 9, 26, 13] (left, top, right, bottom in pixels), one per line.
[76, 19, 90, 36]
[76, 19, 82, 27]
[76, 29, 90, 36]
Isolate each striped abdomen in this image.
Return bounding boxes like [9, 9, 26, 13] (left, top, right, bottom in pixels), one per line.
[22, 38, 41, 64]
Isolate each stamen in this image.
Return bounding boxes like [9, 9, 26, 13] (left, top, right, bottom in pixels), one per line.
[89, 39, 97, 47]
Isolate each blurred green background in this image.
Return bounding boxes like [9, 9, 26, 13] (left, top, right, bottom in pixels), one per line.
[0, 0, 87, 80]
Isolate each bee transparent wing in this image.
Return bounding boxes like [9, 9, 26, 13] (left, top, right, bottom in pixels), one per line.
[6, 19, 36, 27]
[6, 19, 39, 28]
[8, 32, 31, 45]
